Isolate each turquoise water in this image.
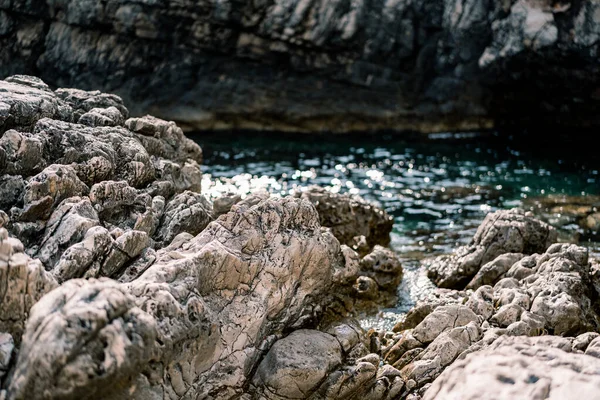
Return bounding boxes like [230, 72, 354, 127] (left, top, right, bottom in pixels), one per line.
[191, 131, 600, 329]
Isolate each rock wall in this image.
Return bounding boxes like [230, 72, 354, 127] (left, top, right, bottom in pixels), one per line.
[1, 0, 599, 132]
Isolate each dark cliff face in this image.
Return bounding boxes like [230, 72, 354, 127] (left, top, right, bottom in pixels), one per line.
[0, 0, 598, 133]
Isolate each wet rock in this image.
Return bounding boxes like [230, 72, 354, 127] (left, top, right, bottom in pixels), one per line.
[424, 335, 600, 400]
[252, 330, 343, 399]
[296, 186, 393, 250]
[427, 209, 556, 289]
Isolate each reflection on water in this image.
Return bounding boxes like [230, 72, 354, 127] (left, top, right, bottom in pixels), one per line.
[191, 131, 600, 330]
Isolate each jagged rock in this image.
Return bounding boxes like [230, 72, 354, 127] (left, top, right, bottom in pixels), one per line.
[393, 289, 468, 332]
[411, 305, 479, 345]
[154, 190, 213, 246]
[402, 322, 481, 388]
[354, 276, 380, 300]
[424, 335, 600, 400]
[2, 0, 599, 132]
[0, 76, 72, 133]
[32, 196, 99, 268]
[78, 106, 125, 127]
[0, 228, 57, 344]
[359, 245, 403, 290]
[7, 279, 157, 400]
[55, 87, 129, 121]
[6, 197, 353, 399]
[526, 244, 598, 335]
[466, 253, 524, 290]
[0, 174, 24, 210]
[252, 330, 343, 399]
[573, 332, 600, 352]
[213, 192, 242, 217]
[427, 209, 556, 289]
[0, 332, 14, 379]
[17, 164, 89, 222]
[296, 186, 393, 250]
[465, 286, 494, 320]
[311, 362, 378, 400]
[125, 115, 203, 165]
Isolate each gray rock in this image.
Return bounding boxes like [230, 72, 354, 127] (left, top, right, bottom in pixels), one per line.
[7, 197, 351, 398]
[0, 332, 13, 379]
[252, 330, 343, 399]
[154, 190, 213, 246]
[296, 186, 393, 250]
[424, 335, 600, 400]
[0, 228, 57, 344]
[359, 245, 403, 290]
[466, 253, 524, 290]
[78, 106, 125, 127]
[427, 209, 556, 289]
[411, 305, 479, 345]
[0, 174, 24, 211]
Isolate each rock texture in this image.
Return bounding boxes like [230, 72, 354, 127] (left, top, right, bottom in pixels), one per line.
[0, 76, 407, 399]
[424, 335, 600, 400]
[1, 0, 599, 133]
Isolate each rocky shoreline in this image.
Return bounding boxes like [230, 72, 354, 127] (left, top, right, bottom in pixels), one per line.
[2, 76, 600, 399]
[1, 0, 599, 133]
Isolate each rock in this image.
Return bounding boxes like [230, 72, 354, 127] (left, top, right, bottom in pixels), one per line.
[411, 305, 479, 345]
[7, 279, 157, 400]
[427, 209, 556, 289]
[0, 333, 14, 379]
[0, 228, 57, 344]
[585, 336, 600, 359]
[154, 191, 213, 246]
[465, 286, 494, 320]
[55, 87, 129, 121]
[424, 335, 600, 400]
[18, 164, 89, 222]
[0, 76, 72, 133]
[0, 174, 24, 210]
[213, 192, 242, 216]
[252, 330, 343, 399]
[6, 197, 351, 398]
[296, 186, 393, 250]
[32, 196, 99, 269]
[311, 361, 378, 399]
[573, 332, 599, 353]
[526, 244, 598, 335]
[402, 322, 481, 387]
[2, 0, 599, 132]
[393, 289, 468, 332]
[354, 276, 380, 300]
[359, 245, 403, 290]
[466, 253, 525, 290]
[78, 106, 125, 127]
[125, 115, 202, 165]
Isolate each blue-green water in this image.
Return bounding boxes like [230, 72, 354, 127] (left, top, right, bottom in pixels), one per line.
[191, 131, 600, 329]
